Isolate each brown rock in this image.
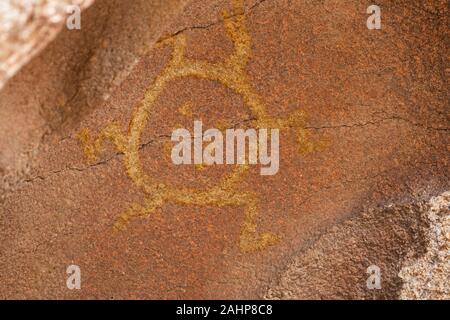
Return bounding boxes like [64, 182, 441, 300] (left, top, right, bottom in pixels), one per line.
[0, 0, 448, 299]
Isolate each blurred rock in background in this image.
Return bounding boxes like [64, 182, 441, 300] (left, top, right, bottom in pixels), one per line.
[0, 0, 95, 90]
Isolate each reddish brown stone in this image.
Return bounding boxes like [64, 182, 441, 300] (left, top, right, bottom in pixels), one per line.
[0, 0, 448, 299]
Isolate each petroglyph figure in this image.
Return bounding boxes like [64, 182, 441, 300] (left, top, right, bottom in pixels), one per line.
[78, 0, 325, 252]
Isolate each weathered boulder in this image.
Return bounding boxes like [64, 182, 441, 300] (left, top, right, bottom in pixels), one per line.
[0, 0, 448, 299]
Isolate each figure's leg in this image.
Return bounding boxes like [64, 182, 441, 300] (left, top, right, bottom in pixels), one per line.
[239, 192, 279, 252]
[113, 195, 165, 232]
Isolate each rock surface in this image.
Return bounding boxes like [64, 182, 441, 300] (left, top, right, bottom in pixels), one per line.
[0, 0, 94, 90]
[399, 192, 449, 300]
[0, 0, 190, 194]
[266, 192, 449, 299]
[0, 0, 448, 299]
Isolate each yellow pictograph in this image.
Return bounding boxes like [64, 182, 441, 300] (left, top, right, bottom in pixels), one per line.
[78, 0, 325, 252]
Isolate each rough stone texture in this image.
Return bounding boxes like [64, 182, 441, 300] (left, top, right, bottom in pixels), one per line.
[0, 0, 190, 196]
[399, 191, 449, 300]
[265, 193, 449, 299]
[0, 0, 448, 299]
[0, 0, 94, 90]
